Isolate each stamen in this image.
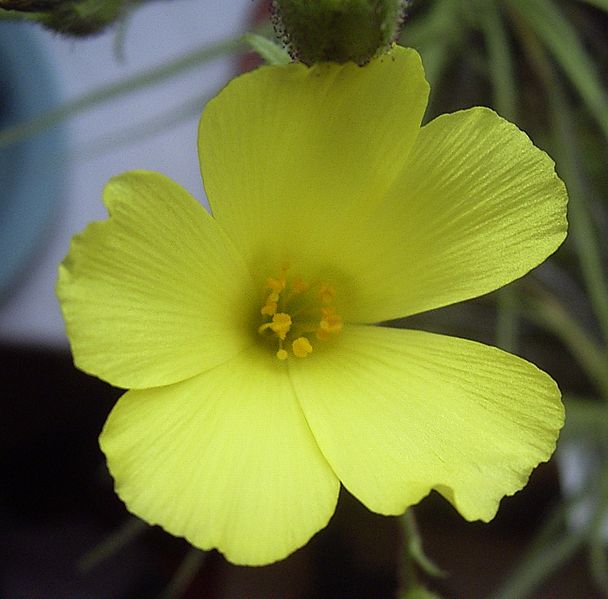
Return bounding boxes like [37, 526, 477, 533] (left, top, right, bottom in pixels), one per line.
[292, 337, 313, 358]
[271, 313, 292, 339]
[291, 278, 309, 295]
[258, 312, 292, 339]
[319, 283, 335, 304]
[261, 300, 278, 316]
[258, 268, 342, 360]
[267, 275, 286, 294]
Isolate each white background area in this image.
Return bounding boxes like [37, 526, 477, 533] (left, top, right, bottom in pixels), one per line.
[0, 0, 252, 345]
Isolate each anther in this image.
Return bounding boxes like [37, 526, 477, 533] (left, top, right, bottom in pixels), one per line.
[258, 268, 342, 360]
[292, 336, 313, 358]
[319, 283, 335, 304]
[258, 312, 292, 339]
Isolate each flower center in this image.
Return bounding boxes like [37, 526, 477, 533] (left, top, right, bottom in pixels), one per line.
[257, 266, 343, 360]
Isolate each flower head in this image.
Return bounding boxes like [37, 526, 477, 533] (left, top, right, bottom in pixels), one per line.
[57, 46, 567, 566]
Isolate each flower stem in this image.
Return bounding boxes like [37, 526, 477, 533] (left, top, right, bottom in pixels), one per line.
[77, 517, 147, 573]
[0, 33, 246, 150]
[159, 548, 207, 599]
[398, 509, 445, 596]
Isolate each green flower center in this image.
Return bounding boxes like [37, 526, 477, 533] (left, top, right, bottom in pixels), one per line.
[257, 266, 343, 360]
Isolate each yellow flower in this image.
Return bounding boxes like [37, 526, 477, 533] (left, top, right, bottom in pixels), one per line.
[57, 46, 567, 566]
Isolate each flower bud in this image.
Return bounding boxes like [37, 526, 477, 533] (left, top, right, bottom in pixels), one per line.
[272, 0, 407, 65]
[1, 0, 125, 36]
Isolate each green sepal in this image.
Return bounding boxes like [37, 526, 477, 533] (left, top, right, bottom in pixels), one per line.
[272, 0, 406, 65]
[1, 0, 125, 35]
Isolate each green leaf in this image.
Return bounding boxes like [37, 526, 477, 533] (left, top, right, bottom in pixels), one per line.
[242, 32, 291, 65]
[508, 0, 608, 140]
[402, 511, 447, 579]
[401, 586, 444, 599]
[479, 2, 517, 119]
[577, 0, 608, 11]
[477, 2, 520, 352]
[547, 76, 608, 349]
[400, 0, 463, 89]
[0, 8, 42, 21]
[562, 395, 608, 441]
[158, 548, 206, 599]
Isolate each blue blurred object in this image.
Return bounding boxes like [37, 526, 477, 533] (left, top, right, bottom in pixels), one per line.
[0, 22, 65, 304]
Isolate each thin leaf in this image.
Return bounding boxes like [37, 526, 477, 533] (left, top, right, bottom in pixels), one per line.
[562, 395, 608, 441]
[577, 0, 608, 11]
[477, 2, 522, 352]
[523, 287, 608, 400]
[549, 82, 608, 349]
[0, 33, 245, 150]
[479, 2, 517, 119]
[400, 0, 463, 88]
[401, 510, 447, 579]
[77, 517, 147, 573]
[508, 0, 608, 140]
[589, 520, 608, 596]
[494, 470, 608, 599]
[242, 32, 291, 65]
[401, 587, 445, 599]
[510, 5, 608, 353]
[158, 548, 206, 599]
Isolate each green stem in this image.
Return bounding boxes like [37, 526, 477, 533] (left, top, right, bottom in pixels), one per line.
[158, 548, 206, 599]
[523, 286, 608, 400]
[509, 7, 608, 347]
[495, 286, 519, 352]
[75, 92, 208, 159]
[588, 473, 608, 595]
[398, 509, 445, 596]
[549, 93, 608, 347]
[561, 394, 608, 441]
[480, 0, 517, 120]
[480, 1, 520, 352]
[589, 530, 608, 597]
[494, 470, 608, 599]
[77, 517, 147, 573]
[0, 9, 41, 20]
[398, 510, 419, 592]
[494, 527, 585, 599]
[0, 33, 246, 150]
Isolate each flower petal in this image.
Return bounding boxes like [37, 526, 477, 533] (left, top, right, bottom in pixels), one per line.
[199, 46, 429, 282]
[57, 171, 256, 389]
[289, 325, 563, 521]
[100, 348, 339, 566]
[337, 107, 568, 323]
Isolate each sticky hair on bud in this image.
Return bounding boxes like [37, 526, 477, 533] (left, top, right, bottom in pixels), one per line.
[271, 0, 408, 65]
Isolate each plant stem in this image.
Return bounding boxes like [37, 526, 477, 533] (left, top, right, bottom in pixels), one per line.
[0, 34, 246, 150]
[524, 285, 608, 400]
[509, 5, 608, 348]
[493, 470, 608, 599]
[77, 517, 147, 573]
[477, 1, 521, 352]
[159, 548, 207, 599]
[398, 509, 445, 597]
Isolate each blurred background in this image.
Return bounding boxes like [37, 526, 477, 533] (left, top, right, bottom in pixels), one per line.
[1, 1, 607, 597]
